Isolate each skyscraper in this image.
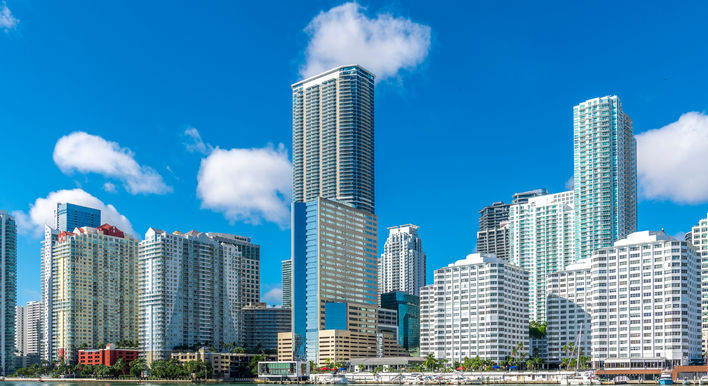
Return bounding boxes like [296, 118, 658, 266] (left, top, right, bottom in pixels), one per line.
[42, 203, 101, 362]
[291, 65, 375, 214]
[478, 202, 510, 230]
[509, 191, 575, 321]
[378, 224, 425, 297]
[139, 229, 259, 363]
[52, 224, 138, 363]
[55, 203, 100, 232]
[287, 65, 380, 365]
[380, 291, 420, 354]
[0, 212, 16, 375]
[689, 214, 708, 346]
[574, 95, 637, 261]
[282, 259, 292, 309]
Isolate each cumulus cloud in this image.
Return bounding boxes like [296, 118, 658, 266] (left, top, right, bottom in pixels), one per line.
[262, 287, 283, 305]
[12, 188, 135, 237]
[53, 131, 171, 195]
[636, 112, 708, 204]
[197, 144, 292, 227]
[301, 2, 431, 80]
[0, 2, 18, 31]
[183, 127, 212, 155]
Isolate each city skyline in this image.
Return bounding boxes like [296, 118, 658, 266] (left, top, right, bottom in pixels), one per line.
[2, 1, 708, 308]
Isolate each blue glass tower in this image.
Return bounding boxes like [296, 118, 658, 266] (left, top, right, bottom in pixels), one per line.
[55, 203, 101, 231]
[380, 291, 420, 354]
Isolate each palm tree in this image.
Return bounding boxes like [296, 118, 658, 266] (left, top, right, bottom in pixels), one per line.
[423, 353, 438, 371]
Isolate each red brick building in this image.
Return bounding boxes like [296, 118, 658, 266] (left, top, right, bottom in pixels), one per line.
[77, 344, 141, 367]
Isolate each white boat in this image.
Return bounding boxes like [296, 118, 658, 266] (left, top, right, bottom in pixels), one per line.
[659, 370, 673, 385]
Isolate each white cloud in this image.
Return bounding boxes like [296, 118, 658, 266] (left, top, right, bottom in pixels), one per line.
[301, 2, 431, 81]
[0, 2, 18, 31]
[53, 131, 171, 195]
[263, 287, 283, 305]
[183, 127, 212, 155]
[13, 188, 135, 237]
[103, 182, 117, 193]
[636, 112, 708, 204]
[197, 144, 292, 227]
[565, 175, 574, 190]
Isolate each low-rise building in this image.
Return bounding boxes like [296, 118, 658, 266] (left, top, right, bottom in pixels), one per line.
[171, 348, 276, 379]
[77, 343, 140, 367]
[380, 291, 420, 355]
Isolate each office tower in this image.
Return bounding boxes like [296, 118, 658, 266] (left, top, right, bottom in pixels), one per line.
[42, 203, 101, 362]
[378, 224, 425, 297]
[689, 215, 708, 346]
[139, 229, 259, 363]
[242, 303, 291, 351]
[509, 191, 575, 321]
[282, 259, 292, 309]
[420, 253, 528, 363]
[15, 301, 41, 368]
[50, 224, 137, 363]
[0, 212, 16, 375]
[291, 65, 375, 214]
[289, 197, 378, 364]
[55, 203, 101, 232]
[512, 189, 549, 204]
[380, 291, 420, 354]
[574, 96, 637, 261]
[590, 231, 701, 368]
[546, 259, 591, 363]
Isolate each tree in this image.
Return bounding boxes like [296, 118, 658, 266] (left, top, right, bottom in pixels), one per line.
[423, 353, 438, 371]
[129, 357, 147, 378]
[111, 357, 127, 376]
[529, 321, 547, 339]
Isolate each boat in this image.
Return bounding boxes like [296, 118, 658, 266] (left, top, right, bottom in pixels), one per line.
[659, 370, 673, 385]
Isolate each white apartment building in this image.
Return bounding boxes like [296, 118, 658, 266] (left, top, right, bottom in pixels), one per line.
[546, 259, 592, 363]
[590, 231, 701, 368]
[15, 301, 41, 368]
[420, 253, 529, 363]
[379, 224, 426, 297]
[509, 190, 575, 321]
[689, 215, 708, 346]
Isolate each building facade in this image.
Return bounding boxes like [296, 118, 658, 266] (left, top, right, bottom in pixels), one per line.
[290, 197, 378, 364]
[291, 64, 375, 214]
[15, 301, 41, 368]
[380, 291, 420, 354]
[590, 231, 701, 367]
[0, 211, 15, 375]
[42, 203, 101, 362]
[51, 224, 138, 363]
[574, 96, 638, 262]
[378, 224, 425, 297]
[242, 303, 291, 351]
[689, 215, 708, 346]
[546, 259, 592, 363]
[509, 191, 575, 321]
[420, 253, 529, 363]
[477, 221, 510, 261]
[282, 259, 292, 309]
[78, 343, 140, 367]
[478, 202, 510, 231]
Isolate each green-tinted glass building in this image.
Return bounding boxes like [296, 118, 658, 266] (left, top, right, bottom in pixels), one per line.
[380, 291, 420, 354]
[0, 212, 17, 376]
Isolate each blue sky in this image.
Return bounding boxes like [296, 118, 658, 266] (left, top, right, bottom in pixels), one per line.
[2, 1, 708, 306]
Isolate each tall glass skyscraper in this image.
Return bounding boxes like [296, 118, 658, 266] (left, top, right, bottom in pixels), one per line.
[288, 65, 381, 365]
[0, 212, 16, 376]
[573, 96, 637, 260]
[292, 65, 375, 214]
[55, 203, 101, 232]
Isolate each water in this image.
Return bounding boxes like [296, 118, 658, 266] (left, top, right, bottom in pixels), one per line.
[0, 383, 562, 386]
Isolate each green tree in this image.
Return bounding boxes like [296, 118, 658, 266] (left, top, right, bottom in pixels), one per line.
[111, 357, 127, 376]
[529, 321, 547, 338]
[129, 357, 147, 378]
[423, 353, 438, 371]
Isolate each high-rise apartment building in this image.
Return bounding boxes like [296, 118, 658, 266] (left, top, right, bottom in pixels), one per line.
[378, 224, 425, 297]
[282, 259, 292, 309]
[477, 221, 510, 261]
[15, 301, 42, 368]
[509, 191, 575, 321]
[0, 212, 16, 376]
[290, 197, 378, 364]
[478, 202, 510, 230]
[512, 189, 549, 204]
[574, 96, 637, 261]
[689, 215, 708, 346]
[51, 224, 138, 363]
[546, 259, 592, 363]
[55, 203, 101, 232]
[420, 253, 529, 363]
[590, 231, 701, 368]
[287, 65, 379, 365]
[42, 203, 101, 362]
[291, 65, 375, 214]
[139, 229, 259, 363]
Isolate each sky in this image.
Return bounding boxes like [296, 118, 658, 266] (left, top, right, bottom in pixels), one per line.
[2, 1, 708, 307]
